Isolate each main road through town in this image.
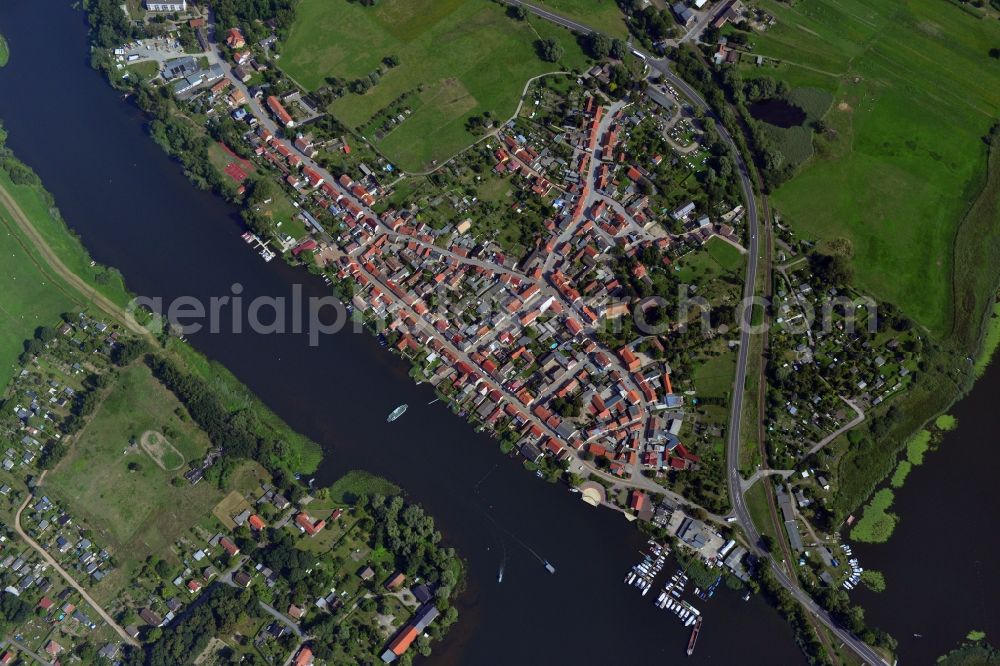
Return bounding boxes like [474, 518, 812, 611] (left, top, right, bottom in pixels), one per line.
[504, 2, 889, 663]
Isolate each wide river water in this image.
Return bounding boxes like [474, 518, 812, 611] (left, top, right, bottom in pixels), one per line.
[0, 3, 995, 664]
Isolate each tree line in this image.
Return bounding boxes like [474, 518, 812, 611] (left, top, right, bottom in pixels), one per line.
[146, 354, 293, 483]
[119, 585, 253, 666]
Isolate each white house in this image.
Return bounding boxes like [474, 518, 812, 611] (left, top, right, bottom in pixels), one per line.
[146, 0, 187, 11]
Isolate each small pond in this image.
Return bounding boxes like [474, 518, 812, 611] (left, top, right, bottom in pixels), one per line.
[748, 98, 807, 128]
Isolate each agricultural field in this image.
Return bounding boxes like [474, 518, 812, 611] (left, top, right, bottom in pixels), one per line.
[280, 0, 591, 171]
[45, 362, 224, 595]
[747, 0, 1000, 340]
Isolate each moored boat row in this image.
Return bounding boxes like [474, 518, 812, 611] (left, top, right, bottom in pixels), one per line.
[241, 231, 275, 262]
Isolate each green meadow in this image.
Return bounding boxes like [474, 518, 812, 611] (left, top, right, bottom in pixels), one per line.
[748, 0, 1000, 341]
[45, 362, 226, 599]
[280, 0, 590, 171]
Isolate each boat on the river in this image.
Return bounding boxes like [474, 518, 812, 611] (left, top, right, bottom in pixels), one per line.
[544, 560, 556, 574]
[387, 404, 408, 422]
[687, 617, 703, 656]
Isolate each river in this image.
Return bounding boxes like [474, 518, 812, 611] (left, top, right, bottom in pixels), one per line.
[0, 3, 811, 664]
[849, 368, 1000, 662]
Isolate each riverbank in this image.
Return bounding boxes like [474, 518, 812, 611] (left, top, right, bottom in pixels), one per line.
[850, 413, 958, 544]
[0, 143, 323, 479]
[0, 100, 462, 666]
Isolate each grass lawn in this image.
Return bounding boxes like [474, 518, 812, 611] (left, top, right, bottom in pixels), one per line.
[327, 470, 401, 504]
[744, 481, 780, 548]
[706, 236, 745, 273]
[675, 247, 725, 283]
[0, 206, 77, 391]
[751, 0, 1000, 339]
[45, 362, 225, 598]
[693, 348, 736, 399]
[126, 60, 159, 81]
[532, 0, 630, 39]
[280, 0, 591, 171]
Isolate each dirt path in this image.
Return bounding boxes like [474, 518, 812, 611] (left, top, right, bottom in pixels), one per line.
[139, 429, 185, 471]
[14, 472, 140, 647]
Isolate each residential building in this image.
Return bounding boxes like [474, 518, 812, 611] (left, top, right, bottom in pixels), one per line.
[146, 0, 186, 11]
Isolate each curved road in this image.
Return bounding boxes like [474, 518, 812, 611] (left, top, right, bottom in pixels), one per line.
[503, 3, 888, 663]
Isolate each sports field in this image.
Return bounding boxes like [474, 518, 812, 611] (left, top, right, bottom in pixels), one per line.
[46, 362, 223, 595]
[280, 0, 590, 171]
[749, 0, 1000, 339]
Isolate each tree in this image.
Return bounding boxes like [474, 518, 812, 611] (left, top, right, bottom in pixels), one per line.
[989, 47, 1000, 59]
[507, 5, 528, 20]
[759, 534, 776, 552]
[585, 32, 612, 59]
[808, 252, 853, 287]
[537, 37, 564, 63]
[35, 325, 58, 343]
[382, 54, 400, 68]
[610, 39, 627, 60]
[154, 558, 173, 579]
[350, 78, 373, 94]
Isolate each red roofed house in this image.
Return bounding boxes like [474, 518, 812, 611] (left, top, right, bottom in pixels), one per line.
[248, 514, 266, 531]
[566, 316, 583, 336]
[618, 346, 641, 372]
[386, 626, 419, 660]
[187, 579, 202, 593]
[219, 536, 240, 557]
[295, 512, 326, 537]
[266, 95, 295, 128]
[294, 646, 314, 666]
[385, 572, 406, 590]
[302, 166, 324, 188]
[225, 28, 246, 49]
[292, 239, 318, 257]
